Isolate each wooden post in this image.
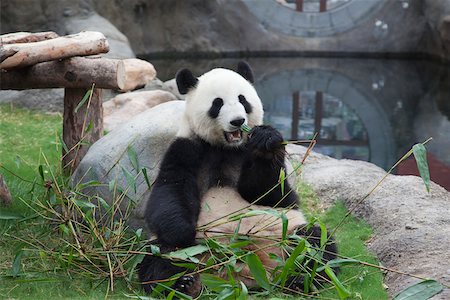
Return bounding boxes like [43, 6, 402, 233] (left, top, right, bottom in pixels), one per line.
[62, 88, 103, 173]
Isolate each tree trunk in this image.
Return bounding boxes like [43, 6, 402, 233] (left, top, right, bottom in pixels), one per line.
[0, 57, 156, 92]
[62, 88, 103, 173]
[0, 31, 109, 69]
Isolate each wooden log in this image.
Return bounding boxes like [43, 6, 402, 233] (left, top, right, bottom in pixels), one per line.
[62, 88, 103, 173]
[0, 57, 156, 92]
[0, 175, 12, 206]
[1, 31, 59, 44]
[0, 31, 109, 70]
[0, 48, 17, 63]
[120, 59, 157, 91]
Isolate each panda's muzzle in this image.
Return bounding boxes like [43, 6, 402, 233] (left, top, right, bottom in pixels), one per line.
[224, 130, 242, 143]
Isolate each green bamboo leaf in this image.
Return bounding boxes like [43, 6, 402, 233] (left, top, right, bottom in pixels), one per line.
[77, 180, 102, 190]
[279, 168, 285, 196]
[0, 210, 23, 220]
[11, 250, 23, 277]
[38, 165, 44, 181]
[325, 265, 351, 299]
[73, 199, 96, 209]
[279, 239, 306, 287]
[317, 258, 359, 272]
[58, 134, 69, 153]
[246, 253, 271, 291]
[167, 244, 209, 263]
[142, 168, 152, 189]
[98, 197, 110, 210]
[318, 221, 328, 248]
[412, 144, 431, 192]
[74, 88, 93, 113]
[280, 212, 288, 240]
[127, 145, 140, 171]
[122, 166, 136, 193]
[201, 274, 231, 292]
[150, 244, 161, 256]
[237, 281, 248, 300]
[59, 224, 69, 236]
[393, 279, 443, 300]
[217, 287, 235, 300]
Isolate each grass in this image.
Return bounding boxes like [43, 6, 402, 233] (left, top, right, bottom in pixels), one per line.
[0, 105, 388, 299]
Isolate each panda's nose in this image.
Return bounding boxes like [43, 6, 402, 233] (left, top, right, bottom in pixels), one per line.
[230, 118, 245, 127]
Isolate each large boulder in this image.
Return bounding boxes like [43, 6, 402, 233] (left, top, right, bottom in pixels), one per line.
[72, 101, 185, 230]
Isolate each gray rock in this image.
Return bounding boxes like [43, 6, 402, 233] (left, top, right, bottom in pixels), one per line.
[72, 100, 185, 230]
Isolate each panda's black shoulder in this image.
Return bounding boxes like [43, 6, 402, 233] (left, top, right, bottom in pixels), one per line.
[159, 137, 207, 170]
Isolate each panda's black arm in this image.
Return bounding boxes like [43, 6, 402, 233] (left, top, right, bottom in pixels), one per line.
[238, 125, 299, 208]
[146, 138, 203, 248]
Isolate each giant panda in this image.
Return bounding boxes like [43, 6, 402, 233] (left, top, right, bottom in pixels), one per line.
[138, 61, 337, 297]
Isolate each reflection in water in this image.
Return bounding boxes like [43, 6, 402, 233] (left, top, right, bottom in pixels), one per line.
[149, 57, 450, 190]
[264, 91, 369, 161]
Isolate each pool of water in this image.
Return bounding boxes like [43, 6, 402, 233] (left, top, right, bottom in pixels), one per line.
[149, 57, 450, 191]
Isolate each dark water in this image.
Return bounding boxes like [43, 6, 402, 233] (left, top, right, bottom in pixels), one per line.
[149, 57, 450, 191]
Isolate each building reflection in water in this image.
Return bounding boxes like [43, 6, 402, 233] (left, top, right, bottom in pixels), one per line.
[151, 57, 450, 191]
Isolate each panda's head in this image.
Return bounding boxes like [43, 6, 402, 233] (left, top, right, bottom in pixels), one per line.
[176, 61, 263, 147]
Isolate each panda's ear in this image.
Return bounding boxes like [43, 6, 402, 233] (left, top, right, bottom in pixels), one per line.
[236, 61, 254, 84]
[176, 69, 199, 94]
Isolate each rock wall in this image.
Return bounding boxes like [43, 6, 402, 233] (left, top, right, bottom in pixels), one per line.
[2, 0, 450, 61]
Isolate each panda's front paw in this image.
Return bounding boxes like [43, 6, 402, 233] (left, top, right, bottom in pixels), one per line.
[247, 125, 284, 157]
[173, 274, 202, 297]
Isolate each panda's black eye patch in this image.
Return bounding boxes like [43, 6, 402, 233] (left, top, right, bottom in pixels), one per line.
[208, 97, 224, 119]
[239, 95, 253, 114]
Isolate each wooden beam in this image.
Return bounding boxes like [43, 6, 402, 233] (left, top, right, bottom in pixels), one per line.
[0, 31, 109, 69]
[0, 57, 156, 92]
[1, 31, 59, 44]
[62, 88, 103, 173]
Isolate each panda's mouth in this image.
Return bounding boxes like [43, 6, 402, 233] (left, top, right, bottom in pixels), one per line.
[224, 130, 243, 144]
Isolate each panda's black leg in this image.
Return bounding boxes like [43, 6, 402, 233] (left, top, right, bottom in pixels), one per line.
[295, 225, 338, 265]
[285, 225, 339, 292]
[138, 244, 202, 297]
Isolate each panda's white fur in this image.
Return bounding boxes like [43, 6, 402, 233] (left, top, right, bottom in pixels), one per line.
[177, 68, 263, 146]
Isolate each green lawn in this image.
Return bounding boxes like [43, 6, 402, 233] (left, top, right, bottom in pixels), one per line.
[0, 105, 387, 299]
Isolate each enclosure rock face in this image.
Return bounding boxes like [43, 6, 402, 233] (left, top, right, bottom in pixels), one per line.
[287, 145, 450, 299]
[72, 101, 185, 230]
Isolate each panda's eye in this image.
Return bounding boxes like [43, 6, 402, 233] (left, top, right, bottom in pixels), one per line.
[208, 97, 224, 119]
[239, 95, 253, 114]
